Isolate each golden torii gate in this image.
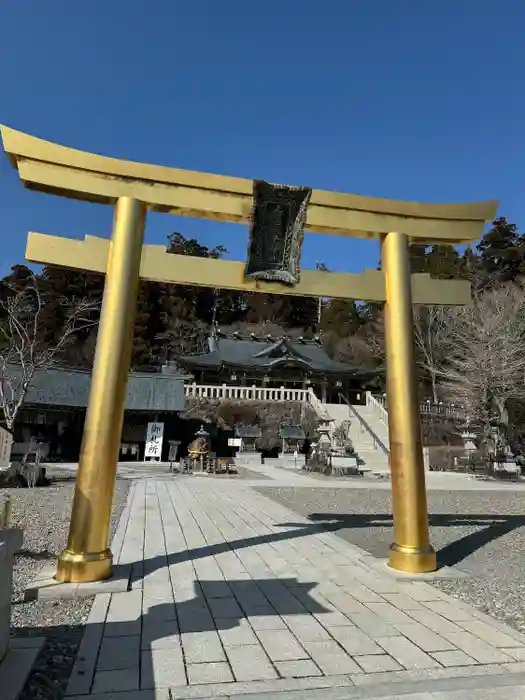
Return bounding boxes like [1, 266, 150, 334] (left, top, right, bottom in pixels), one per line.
[0, 126, 497, 582]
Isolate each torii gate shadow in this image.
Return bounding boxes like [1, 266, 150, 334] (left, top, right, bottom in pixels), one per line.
[276, 513, 525, 568]
[134, 511, 525, 576]
[33, 578, 328, 693]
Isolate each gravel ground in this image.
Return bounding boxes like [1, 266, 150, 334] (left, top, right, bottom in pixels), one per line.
[256, 485, 525, 634]
[4, 473, 130, 700]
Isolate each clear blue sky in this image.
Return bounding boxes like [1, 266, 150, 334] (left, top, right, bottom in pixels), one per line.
[0, 1, 522, 279]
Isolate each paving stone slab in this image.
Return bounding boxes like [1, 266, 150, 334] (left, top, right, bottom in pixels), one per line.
[226, 643, 278, 681]
[391, 622, 455, 653]
[217, 618, 260, 646]
[380, 593, 426, 611]
[504, 662, 525, 673]
[200, 580, 234, 599]
[91, 667, 140, 694]
[186, 661, 234, 684]
[66, 593, 111, 696]
[328, 626, 383, 656]
[248, 612, 288, 630]
[256, 628, 309, 661]
[397, 582, 446, 602]
[0, 639, 45, 700]
[422, 600, 477, 622]
[322, 591, 370, 615]
[356, 653, 403, 673]
[405, 609, 467, 637]
[181, 631, 226, 663]
[455, 618, 525, 648]
[344, 611, 399, 639]
[501, 647, 525, 661]
[97, 635, 140, 671]
[275, 659, 323, 678]
[142, 595, 177, 620]
[141, 619, 181, 650]
[375, 636, 441, 670]
[207, 595, 243, 618]
[364, 603, 416, 627]
[283, 613, 333, 642]
[141, 647, 186, 689]
[302, 640, 363, 675]
[441, 632, 514, 664]
[314, 610, 357, 628]
[431, 649, 478, 666]
[177, 607, 215, 633]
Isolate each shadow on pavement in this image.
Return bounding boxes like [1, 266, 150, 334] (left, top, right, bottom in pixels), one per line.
[288, 512, 525, 567]
[15, 577, 327, 696]
[133, 510, 525, 579]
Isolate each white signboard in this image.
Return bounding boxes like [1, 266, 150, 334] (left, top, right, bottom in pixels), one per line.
[0, 427, 13, 468]
[228, 438, 242, 447]
[145, 422, 164, 461]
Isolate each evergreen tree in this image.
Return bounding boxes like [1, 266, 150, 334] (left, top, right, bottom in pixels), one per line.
[476, 217, 524, 282]
[320, 299, 362, 338]
[409, 245, 429, 274]
[167, 232, 246, 327]
[425, 245, 463, 279]
[37, 265, 104, 366]
[462, 246, 479, 277]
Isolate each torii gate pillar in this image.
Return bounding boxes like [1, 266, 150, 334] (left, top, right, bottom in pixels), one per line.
[57, 197, 146, 582]
[382, 231, 435, 572]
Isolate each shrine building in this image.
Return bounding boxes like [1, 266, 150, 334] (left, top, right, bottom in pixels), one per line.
[177, 329, 379, 404]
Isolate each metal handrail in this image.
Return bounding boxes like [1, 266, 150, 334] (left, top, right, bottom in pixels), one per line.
[373, 393, 465, 421]
[337, 393, 390, 456]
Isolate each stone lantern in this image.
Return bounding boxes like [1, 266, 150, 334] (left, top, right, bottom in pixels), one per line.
[317, 423, 332, 471]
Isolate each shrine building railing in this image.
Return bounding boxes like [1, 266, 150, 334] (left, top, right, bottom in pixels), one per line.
[367, 392, 465, 423]
[184, 383, 312, 403]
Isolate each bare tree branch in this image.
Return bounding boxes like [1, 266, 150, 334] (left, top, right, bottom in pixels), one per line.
[155, 317, 209, 371]
[440, 283, 525, 439]
[0, 275, 100, 431]
[413, 305, 453, 403]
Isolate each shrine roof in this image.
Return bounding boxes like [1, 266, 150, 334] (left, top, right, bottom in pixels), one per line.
[234, 424, 262, 439]
[178, 332, 376, 377]
[279, 424, 306, 440]
[11, 365, 185, 412]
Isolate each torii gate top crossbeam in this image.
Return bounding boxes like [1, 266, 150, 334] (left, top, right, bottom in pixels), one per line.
[1, 126, 497, 245]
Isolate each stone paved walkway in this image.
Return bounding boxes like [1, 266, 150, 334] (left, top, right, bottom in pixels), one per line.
[65, 478, 525, 699]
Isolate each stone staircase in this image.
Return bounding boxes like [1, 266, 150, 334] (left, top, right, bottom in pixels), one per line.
[322, 394, 391, 475]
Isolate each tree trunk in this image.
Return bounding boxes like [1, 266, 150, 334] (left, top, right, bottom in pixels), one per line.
[495, 396, 509, 426]
[431, 372, 439, 404]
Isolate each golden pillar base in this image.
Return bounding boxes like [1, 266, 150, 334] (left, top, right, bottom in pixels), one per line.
[56, 548, 113, 583]
[388, 543, 437, 574]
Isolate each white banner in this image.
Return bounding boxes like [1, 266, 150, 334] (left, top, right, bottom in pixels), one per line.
[145, 422, 164, 460]
[228, 438, 242, 447]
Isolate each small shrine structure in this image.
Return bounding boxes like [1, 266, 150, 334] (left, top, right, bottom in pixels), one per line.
[279, 424, 306, 453]
[233, 424, 261, 452]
